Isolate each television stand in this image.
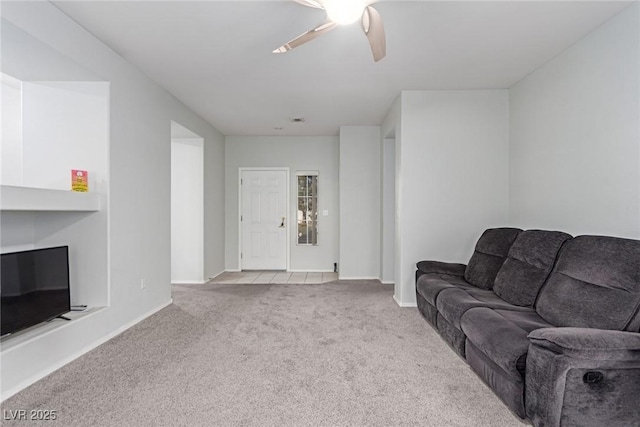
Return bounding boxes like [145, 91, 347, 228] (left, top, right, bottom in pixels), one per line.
[53, 315, 71, 321]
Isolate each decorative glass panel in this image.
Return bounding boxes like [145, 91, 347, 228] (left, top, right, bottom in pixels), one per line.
[297, 173, 318, 245]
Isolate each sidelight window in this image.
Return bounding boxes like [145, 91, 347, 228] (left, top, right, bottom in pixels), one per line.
[297, 172, 318, 245]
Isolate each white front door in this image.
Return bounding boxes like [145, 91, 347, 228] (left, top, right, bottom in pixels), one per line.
[241, 169, 288, 270]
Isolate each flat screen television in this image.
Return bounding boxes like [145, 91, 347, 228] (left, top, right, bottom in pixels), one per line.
[1, 246, 71, 337]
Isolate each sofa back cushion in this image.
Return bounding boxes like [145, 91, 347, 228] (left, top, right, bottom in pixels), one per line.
[493, 230, 572, 307]
[536, 235, 640, 331]
[464, 228, 522, 289]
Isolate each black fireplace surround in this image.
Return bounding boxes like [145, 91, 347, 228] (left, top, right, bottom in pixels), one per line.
[415, 228, 640, 427]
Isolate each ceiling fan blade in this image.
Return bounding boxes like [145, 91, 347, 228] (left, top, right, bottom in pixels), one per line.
[273, 20, 337, 54]
[292, 0, 324, 9]
[362, 5, 386, 62]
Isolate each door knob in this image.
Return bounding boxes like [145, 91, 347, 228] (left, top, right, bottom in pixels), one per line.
[279, 217, 285, 228]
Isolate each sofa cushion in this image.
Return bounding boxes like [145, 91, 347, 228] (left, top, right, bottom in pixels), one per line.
[436, 313, 467, 358]
[465, 340, 527, 418]
[536, 235, 640, 331]
[416, 291, 438, 326]
[436, 287, 532, 329]
[493, 230, 572, 307]
[461, 308, 553, 377]
[464, 228, 522, 289]
[415, 273, 474, 306]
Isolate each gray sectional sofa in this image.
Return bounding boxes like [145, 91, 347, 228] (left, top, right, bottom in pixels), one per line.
[415, 228, 640, 426]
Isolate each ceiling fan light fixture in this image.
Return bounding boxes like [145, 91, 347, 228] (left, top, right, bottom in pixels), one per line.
[323, 0, 366, 25]
[273, 0, 385, 62]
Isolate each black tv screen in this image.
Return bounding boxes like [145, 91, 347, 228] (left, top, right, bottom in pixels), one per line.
[1, 246, 71, 337]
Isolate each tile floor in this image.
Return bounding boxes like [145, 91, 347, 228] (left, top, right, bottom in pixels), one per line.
[209, 271, 339, 284]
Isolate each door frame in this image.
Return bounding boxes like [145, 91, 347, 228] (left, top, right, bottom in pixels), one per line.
[238, 167, 290, 271]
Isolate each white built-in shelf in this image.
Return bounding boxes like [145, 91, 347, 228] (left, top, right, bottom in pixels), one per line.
[0, 185, 100, 212]
[0, 306, 107, 351]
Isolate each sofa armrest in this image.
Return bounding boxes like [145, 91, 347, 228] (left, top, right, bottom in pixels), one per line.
[415, 261, 466, 279]
[526, 327, 640, 427]
[528, 327, 640, 361]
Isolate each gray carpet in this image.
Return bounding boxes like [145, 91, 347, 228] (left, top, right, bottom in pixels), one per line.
[2, 280, 526, 426]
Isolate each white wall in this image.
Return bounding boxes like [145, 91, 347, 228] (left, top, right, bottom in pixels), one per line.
[381, 138, 395, 284]
[225, 136, 339, 272]
[382, 97, 402, 293]
[393, 90, 509, 306]
[0, 19, 98, 82]
[1, 2, 225, 399]
[203, 129, 226, 282]
[339, 126, 381, 279]
[1, 74, 23, 186]
[509, 3, 640, 239]
[171, 138, 204, 284]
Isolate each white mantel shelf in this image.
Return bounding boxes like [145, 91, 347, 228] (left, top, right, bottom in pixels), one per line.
[0, 185, 101, 212]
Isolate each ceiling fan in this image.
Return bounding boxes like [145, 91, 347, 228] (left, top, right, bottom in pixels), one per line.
[273, 0, 386, 62]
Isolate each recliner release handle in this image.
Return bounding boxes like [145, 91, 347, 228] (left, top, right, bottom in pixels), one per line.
[583, 371, 604, 384]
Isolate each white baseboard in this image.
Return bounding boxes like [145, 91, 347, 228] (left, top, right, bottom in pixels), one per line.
[1, 299, 172, 402]
[393, 294, 417, 307]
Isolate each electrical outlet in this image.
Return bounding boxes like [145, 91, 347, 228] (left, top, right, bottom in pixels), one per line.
[140, 279, 145, 289]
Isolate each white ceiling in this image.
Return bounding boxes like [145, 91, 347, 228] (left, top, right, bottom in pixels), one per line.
[52, 1, 631, 136]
